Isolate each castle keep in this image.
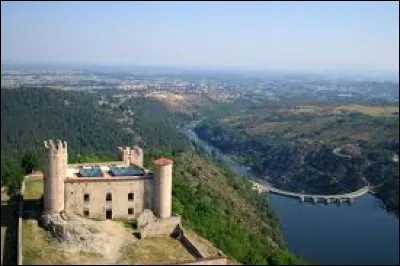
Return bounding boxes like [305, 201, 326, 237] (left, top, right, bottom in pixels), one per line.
[42, 140, 176, 226]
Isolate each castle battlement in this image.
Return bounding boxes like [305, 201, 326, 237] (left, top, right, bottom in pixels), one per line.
[117, 145, 143, 167]
[118, 146, 130, 152]
[131, 146, 142, 155]
[44, 139, 67, 150]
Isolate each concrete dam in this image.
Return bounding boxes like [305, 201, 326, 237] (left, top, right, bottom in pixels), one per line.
[251, 180, 371, 204]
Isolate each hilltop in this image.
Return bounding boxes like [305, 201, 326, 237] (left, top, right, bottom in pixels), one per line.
[1, 86, 305, 264]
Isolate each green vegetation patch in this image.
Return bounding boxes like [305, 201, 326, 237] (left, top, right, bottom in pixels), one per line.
[118, 237, 194, 265]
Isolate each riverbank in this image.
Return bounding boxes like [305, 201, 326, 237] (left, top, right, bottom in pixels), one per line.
[183, 124, 399, 265]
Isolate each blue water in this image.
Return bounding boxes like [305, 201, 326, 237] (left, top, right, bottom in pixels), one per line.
[268, 194, 399, 265]
[184, 125, 399, 265]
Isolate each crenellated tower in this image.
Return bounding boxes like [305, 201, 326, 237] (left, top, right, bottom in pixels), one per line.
[43, 139, 68, 214]
[118, 146, 131, 164]
[117, 146, 144, 167]
[131, 146, 144, 167]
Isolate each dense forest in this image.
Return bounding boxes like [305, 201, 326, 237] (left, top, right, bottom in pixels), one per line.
[0, 87, 192, 191]
[1, 87, 305, 264]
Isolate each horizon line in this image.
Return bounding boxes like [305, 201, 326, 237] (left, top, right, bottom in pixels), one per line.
[1, 61, 399, 76]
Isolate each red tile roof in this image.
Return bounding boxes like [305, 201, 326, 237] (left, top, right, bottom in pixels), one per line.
[152, 157, 173, 166]
[25, 171, 44, 178]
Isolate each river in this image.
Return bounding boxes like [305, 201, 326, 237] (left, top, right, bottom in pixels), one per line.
[183, 125, 399, 265]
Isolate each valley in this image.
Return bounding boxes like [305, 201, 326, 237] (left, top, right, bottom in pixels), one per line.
[1, 68, 398, 265]
[193, 100, 399, 214]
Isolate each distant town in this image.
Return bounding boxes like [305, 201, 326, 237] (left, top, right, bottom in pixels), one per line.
[1, 64, 398, 104]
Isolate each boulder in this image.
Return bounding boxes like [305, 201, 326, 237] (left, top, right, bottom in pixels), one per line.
[137, 209, 157, 229]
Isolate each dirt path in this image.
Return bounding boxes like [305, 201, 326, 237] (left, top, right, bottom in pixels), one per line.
[96, 220, 137, 263]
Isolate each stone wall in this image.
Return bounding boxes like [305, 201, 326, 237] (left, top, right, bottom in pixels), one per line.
[140, 215, 181, 238]
[162, 256, 227, 265]
[17, 181, 26, 265]
[130, 146, 144, 167]
[117, 146, 144, 167]
[168, 225, 228, 265]
[172, 225, 203, 259]
[64, 178, 154, 219]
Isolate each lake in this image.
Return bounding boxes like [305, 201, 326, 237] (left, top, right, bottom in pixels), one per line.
[183, 126, 400, 265]
[269, 193, 399, 265]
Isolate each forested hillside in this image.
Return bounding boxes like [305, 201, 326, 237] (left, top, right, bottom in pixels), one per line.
[194, 100, 399, 214]
[1, 87, 305, 264]
[1, 87, 190, 156]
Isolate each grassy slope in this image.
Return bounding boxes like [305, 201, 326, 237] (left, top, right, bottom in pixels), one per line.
[151, 150, 305, 265]
[118, 237, 194, 265]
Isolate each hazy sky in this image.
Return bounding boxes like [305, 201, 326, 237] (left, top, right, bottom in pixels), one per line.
[1, 1, 399, 72]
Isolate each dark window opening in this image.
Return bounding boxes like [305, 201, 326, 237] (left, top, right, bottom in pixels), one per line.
[106, 193, 112, 201]
[84, 193, 90, 202]
[128, 208, 134, 215]
[83, 210, 89, 217]
[128, 193, 134, 201]
[106, 209, 112, 219]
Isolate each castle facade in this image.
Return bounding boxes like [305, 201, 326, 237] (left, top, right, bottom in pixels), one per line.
[43, 140, 173, 220]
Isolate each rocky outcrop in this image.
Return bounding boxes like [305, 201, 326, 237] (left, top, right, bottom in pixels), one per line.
[341, 144, 362, 157]
[137, 209, 157, 229]
[140, 216, 181, 238]
[40, 212, 134, 262]
[41, 213, 107, 252]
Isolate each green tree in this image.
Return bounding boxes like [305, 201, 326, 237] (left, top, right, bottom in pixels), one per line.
[1, 155, 25, 196]
[21, 152, 39, 174]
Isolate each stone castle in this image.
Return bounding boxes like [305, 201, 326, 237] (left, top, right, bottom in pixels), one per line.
[31, 139, 229, 264]
[42, 139, 180, 237]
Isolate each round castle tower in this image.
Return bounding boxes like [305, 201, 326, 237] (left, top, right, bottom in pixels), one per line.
[43, 140, 67, 214]
[153, 158, 173, 219]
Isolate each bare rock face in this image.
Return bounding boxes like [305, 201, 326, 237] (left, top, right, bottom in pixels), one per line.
[137, 209, 157, 229]
[41, 214, 72, 242]
[40, 213, 113, 256]
[341, 144, 362, 157]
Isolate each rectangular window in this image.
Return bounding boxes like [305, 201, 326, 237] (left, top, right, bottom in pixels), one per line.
[128, 208, 134, 215]
[106, 193, 112, 201]
[128, 193, 134, 201]
[83, 209, 89, 217]
[106, 209, 112, 219]
[84, 193, 90, 202]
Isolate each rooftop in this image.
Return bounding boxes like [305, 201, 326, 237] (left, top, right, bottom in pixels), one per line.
[67, 164, 151, 181]
[24, 171, 44, 179]
[152, 158, 173, 166]
[110, 166, 144, 177]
